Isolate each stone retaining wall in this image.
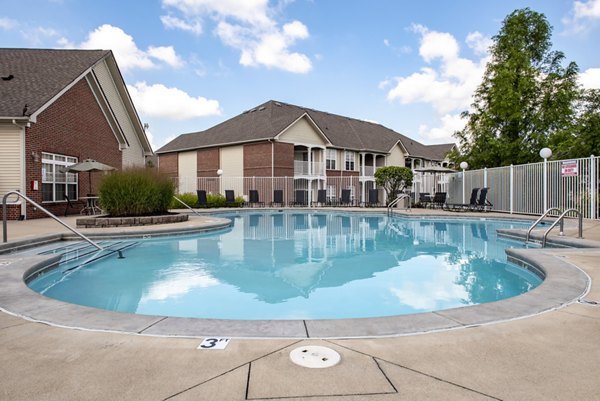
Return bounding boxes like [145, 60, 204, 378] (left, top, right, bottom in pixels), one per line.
[76, 214, 188, 228]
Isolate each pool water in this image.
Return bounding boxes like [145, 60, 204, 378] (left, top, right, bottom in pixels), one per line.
[28, 212, 542, 320]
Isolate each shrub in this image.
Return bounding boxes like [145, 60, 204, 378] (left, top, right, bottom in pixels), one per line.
[170, 192, 198, 209]
[206, 193, 245, 207]
[99, 168, 175, 217]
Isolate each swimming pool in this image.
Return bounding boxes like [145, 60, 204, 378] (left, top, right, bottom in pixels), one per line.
[28, 212, 542, 320]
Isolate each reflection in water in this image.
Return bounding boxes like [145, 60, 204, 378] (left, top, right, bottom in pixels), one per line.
[29, 212, 541, 320]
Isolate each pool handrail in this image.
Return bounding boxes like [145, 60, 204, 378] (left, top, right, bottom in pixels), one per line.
[525, 207, 561, 244]
[172, 195, 204, 217]
[542, 208, 583, 247]
[387, 193, 411, 215]
[2, 190, 104, 251]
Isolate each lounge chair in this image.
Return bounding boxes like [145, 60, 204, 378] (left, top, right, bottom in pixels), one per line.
[418, 192, 431, 208]
[444, 188, 479, 212]
[196, 190, 208, 208]
[225, 190, 238, 206]
[291, 190, 308, 207]
[364, 188, 380, 207]
[248, 190, 265, 207]
[430, 192, 447, 208]
[473, 187, 493, 212]
[339, 189, 353, 206]
[270, 189, 284, 207]
[314, 189, 328, 206]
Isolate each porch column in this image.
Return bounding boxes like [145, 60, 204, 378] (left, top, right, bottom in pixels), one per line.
[307, 146, 312, 204]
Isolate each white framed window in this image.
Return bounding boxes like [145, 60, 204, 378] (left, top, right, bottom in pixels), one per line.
[345, 151, 355, 171]
[326, 149, 336, 170]
[346, 185, 355, 202]
[42, 152, 78, 202]
[326, 185, 336, 202]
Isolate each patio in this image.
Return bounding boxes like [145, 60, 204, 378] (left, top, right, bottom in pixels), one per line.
[1, 209, 599, 400]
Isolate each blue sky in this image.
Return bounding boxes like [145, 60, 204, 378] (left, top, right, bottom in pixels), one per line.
[2, 0, 600, 151]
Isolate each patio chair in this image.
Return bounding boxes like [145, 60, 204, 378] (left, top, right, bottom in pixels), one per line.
[196, 190, 208, 208]
[418, 192, 431, 208]
[291, 190, 308, 207]
[364, 188, 379, 207]
[248, 190, 265, 207]
[225, 190, 238, 207]
[270, 189, 284, 207]
[444, 188, 479, 212]
[339, 189, 353, 206]
[314, 189, 327, 206]
[430, 192, 447, 208]
[473, 187, 493, 212]
[64, 194, 81, 216]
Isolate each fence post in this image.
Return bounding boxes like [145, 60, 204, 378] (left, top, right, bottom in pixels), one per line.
[591, 155, 596, 220]
[543, 158, 548, 212]
[509, 164, 514, 214]
[484, 167, 487, 188]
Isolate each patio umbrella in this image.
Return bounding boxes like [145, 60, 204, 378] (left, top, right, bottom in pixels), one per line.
[414, 166, 457, 193]
[64, 159, 116, 194]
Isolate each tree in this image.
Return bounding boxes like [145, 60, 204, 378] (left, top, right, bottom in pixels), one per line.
[374, 166, 413, 204]
[452, 8, 580, 169]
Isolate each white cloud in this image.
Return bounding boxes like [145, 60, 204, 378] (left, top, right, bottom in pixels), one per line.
[20, 26, 60, 45]
[564, 0, 600, 33]
[162, 0, 312, 73]
[147, 45, 184, 68]
[160, 15, 203, 35]
[74, 24, 185, 73]
[0, 17, 17, 30]
[384, 25, 490, 143]
[127, 81, 222, 120]
[579, 67, 600, 88]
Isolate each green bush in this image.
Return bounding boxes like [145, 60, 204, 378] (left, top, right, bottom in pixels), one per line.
[206, 193, 245, 208]
[99, 168, 175, 217]
[170, 192, 198, 209]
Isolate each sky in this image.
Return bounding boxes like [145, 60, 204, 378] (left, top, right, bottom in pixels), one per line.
[2, 0, 600, 151]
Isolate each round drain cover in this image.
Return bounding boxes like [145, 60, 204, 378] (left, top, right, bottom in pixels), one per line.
[289, 346, 341, 368]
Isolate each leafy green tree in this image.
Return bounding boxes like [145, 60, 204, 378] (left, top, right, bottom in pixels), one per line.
[374, 166, 413, 204]
[453, 8, 580, 168]
[550, 89, 600, 159]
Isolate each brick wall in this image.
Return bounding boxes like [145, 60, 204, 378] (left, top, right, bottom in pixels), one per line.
[21, 78, 122, 219]
[197, 148, 219, 177]
[273, 142, 294, 177]
[158, 153, 178, 177]
[244, 142, 273, 177]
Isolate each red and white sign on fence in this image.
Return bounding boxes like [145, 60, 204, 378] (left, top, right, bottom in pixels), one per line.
[561, 160, 579, 177]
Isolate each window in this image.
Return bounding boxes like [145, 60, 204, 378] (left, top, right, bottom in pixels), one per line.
[42, 152, 78, 202]
[345, 151, 355, 171]
[326, 149, 336, 170]
[326, 185, 336, 202]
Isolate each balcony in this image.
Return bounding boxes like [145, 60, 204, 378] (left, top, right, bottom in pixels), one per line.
[294, 161, 325, 176]
[360, 166, 382, 178]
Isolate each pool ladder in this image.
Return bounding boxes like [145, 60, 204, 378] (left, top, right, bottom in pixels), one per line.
[525, 207, 583, 247]
[387, 194, 411, 215]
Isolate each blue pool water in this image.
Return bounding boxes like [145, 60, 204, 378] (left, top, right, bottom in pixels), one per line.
[28, 212, 542, 320]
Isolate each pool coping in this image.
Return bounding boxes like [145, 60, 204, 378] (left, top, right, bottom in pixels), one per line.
[0, 211, 593, 339]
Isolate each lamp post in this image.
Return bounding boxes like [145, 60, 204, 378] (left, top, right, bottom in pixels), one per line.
[460, 161, 468, 204]
[217, 169, 223, 195]
[539, 148, 552, 212]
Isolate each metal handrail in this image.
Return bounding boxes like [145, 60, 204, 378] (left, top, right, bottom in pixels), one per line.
[387, 193, 411, 215]
[525, 207, 561, 243]
[542, 208, 583, 247]
[2, 191, 103, 250]
[172, 195, 204, 217]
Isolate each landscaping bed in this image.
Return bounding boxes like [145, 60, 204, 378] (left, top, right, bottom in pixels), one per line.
[76, 214, 188, 228]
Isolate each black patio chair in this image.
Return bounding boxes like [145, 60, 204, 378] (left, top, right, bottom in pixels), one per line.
[291, 190, 308, 207]
[196, 190, 208, 208]
[315, 189, 327, 206]
[248, 190, 265, 207]
[64, 194, 81, 216]
[270, 189, 284, 207]
[339, 189, 353, 206]
[418, 192, 431, 208]
[473, 187, 493, 212]
[364, 188, 379, 207]
[225, 190, 238, 207]
[430, 192, 447, 208]
[444, 188, 479, 212]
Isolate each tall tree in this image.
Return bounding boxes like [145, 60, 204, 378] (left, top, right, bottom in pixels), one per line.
[453, 8, 580, 168]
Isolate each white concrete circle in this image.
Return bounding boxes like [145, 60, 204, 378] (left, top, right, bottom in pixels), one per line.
[289, 345, 341, 368]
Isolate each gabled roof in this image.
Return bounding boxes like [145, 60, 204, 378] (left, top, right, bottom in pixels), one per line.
[157, 100, 455, 161]
[0, 48, 110, 118]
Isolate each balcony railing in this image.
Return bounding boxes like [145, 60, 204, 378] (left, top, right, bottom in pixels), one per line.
[294, 161, 325, 176]
[361, 166, 382, 177]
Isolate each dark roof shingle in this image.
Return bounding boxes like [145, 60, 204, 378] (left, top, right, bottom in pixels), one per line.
[0, 48, 110, 118]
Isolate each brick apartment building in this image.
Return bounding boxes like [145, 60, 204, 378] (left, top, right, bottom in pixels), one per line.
[157, 100, 455, 205]
[0, 49, 153, 219]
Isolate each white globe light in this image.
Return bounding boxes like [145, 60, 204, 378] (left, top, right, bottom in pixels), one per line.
[459, 161, 469, 170]
[539, 148, 552, 159]
[216, 169, 223, 176]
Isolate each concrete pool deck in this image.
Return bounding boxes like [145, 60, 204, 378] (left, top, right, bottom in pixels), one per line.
[1, 209, 600, 400]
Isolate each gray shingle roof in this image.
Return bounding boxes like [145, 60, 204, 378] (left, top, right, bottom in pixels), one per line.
[0, 48, 110, 118]
[157, 100, 455, 160]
